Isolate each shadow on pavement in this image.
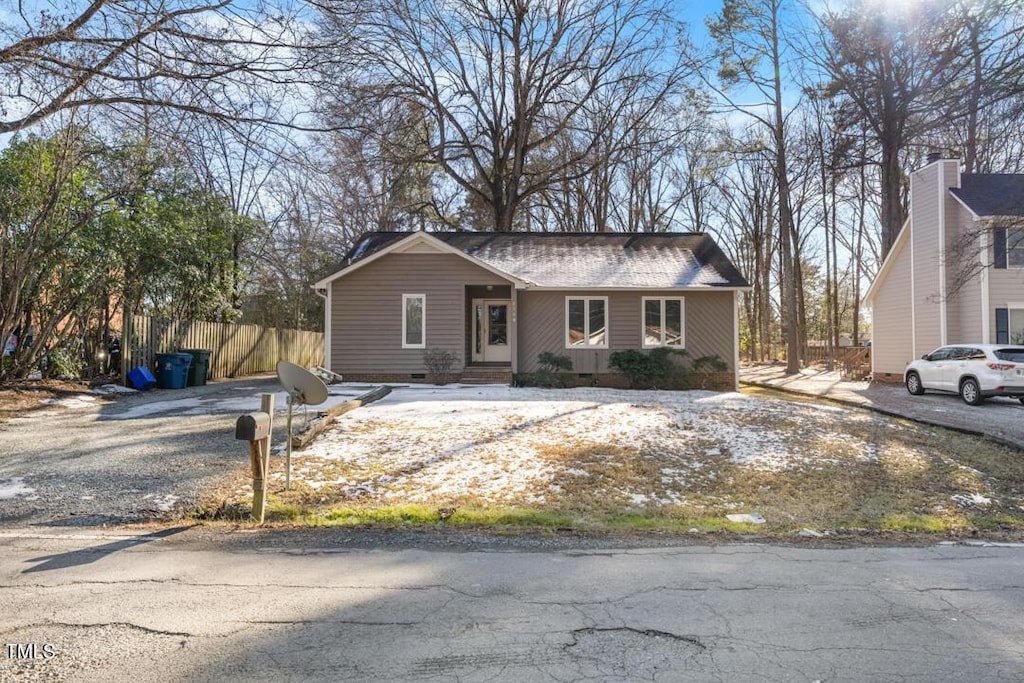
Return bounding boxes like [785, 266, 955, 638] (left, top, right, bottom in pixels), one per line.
[21, 525, 193, 574]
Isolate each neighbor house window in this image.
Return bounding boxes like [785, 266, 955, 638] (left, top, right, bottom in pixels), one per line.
[1010, 307, 1024, 345]
[566, 297, 608, 349]
[1009, 229, 1024, 268]
[402, 294, 425, 349]
[642, 297, 685, 348]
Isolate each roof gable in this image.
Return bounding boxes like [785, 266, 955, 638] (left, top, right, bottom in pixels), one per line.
[317, 231, 749, 290]
[313, 232, 527, 289]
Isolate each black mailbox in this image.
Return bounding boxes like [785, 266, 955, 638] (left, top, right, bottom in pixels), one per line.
[235, 412, 271, 441]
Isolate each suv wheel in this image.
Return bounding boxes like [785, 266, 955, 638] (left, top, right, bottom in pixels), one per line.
[1019, 397, 1024, 406]
[905, 372, 925, 396]
[959, 378, 983, 406]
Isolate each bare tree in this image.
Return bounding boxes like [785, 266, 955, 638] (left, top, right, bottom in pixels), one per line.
[0, 0, 303, 134]
[707, 0, 803, 373]
[811, 0, 1024, 256]
[711, 138, 780, 363]
[314, 0, 688, 233]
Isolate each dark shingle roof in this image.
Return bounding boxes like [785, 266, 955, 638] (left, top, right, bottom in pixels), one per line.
[340, 232, 750, 289]
[950, 174, 1024, 217]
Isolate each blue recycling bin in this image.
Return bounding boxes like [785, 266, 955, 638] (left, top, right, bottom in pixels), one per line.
[155, 352, 192, 389]
[126, 366, 157, 390]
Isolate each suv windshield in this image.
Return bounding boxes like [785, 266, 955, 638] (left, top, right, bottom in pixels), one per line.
[994, 347, 1024, 362]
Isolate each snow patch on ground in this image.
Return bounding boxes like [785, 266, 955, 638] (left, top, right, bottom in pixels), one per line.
[0, 477, 35, 500]
[277, 385, 884, 507]
[952, 493, 992, 509]
[40, 394, 98, 409]
[142, 493, 180, 512]
[90, 384, 139, 396]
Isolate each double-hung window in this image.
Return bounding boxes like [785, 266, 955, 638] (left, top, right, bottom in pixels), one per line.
[642, 297, 684, 348]
[1009, 229, 1024, 268]
[402, 294, 425, 349]
[1010, 306, 1024, 345]
[566, 297, 608, 349]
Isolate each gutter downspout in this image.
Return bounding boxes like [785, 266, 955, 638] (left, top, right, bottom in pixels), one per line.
[313, 285, 330, 372]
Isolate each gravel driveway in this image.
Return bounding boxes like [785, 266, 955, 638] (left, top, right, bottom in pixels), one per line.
[0, 377, 370, 527]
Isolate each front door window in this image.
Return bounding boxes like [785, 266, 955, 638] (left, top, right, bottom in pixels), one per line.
[488, 304, 507, 346]
[475, 304, 483, 355]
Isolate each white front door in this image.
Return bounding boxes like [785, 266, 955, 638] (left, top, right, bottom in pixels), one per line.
[472, 299, 512, 363]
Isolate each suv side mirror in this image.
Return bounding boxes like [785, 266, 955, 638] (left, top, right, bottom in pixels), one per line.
[921, 353, 931, 361]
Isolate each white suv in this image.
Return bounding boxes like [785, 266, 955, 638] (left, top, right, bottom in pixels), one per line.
[904, 344, 1024, 406]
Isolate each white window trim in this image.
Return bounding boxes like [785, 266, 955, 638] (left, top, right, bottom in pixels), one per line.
[641, 296, 686, 349]
[1009, 303, 1024, 345]
[402, 293, 426, 349]
[1009, 228, 1024, 269]
[565, 296, 609, 349]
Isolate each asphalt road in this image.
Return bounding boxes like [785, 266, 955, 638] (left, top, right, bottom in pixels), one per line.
[0, 527, 1022, 682]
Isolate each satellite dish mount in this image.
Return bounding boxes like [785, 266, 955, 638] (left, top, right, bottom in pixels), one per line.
[276, 360, 328, 490]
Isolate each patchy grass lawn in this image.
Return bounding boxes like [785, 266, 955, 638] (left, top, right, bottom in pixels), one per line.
[206, 385, 1024, 540]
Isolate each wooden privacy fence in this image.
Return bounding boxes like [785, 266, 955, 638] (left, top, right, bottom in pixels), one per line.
[123, 314, 324, 381]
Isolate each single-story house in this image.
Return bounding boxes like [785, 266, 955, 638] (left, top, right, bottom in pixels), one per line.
[314, 231, 750, 388]
[865, 154, 1024, 381]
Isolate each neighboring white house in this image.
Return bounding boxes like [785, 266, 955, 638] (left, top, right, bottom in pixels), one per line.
[864, 154, 1024, 382]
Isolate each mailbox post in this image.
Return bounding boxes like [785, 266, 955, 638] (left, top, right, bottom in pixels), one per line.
[234, 393, 274, 523]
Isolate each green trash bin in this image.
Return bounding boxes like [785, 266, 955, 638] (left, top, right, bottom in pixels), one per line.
[181, 349, 212, 387]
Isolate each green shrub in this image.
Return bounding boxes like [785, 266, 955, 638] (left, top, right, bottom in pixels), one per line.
[48, 340, 86, 380]
[608, 347, 689, 389]
[518, 352, 574, 388]
[537, 351, 572, 372]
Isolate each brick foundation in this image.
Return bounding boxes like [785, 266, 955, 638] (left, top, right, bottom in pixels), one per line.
[342, 374, 433, 384]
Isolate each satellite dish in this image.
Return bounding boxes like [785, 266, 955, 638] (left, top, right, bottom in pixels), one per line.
[276, 360, 328, 406]
[276, 361, 329, 490]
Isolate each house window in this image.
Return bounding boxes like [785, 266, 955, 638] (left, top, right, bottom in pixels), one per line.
[642, 297, 685, 348]
[566, 297, 608, 349]
[1009, 229, 1024, 268]
[402, 294, 425, 349]
[1010, 307, 1024, 345]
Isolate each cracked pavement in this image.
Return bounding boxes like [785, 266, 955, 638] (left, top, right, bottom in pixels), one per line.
[1, 527, 1022, 682]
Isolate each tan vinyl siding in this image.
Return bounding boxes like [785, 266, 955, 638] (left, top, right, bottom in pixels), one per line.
[988, 268, 1024, 306]
[330, 253, 510, 375]
[871, 233, 914, 377]
[942, 172, 964, 339]
[988, 268, 1024, 334]
[951, 204, 984, 342]
[517, 290, 736, 374]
